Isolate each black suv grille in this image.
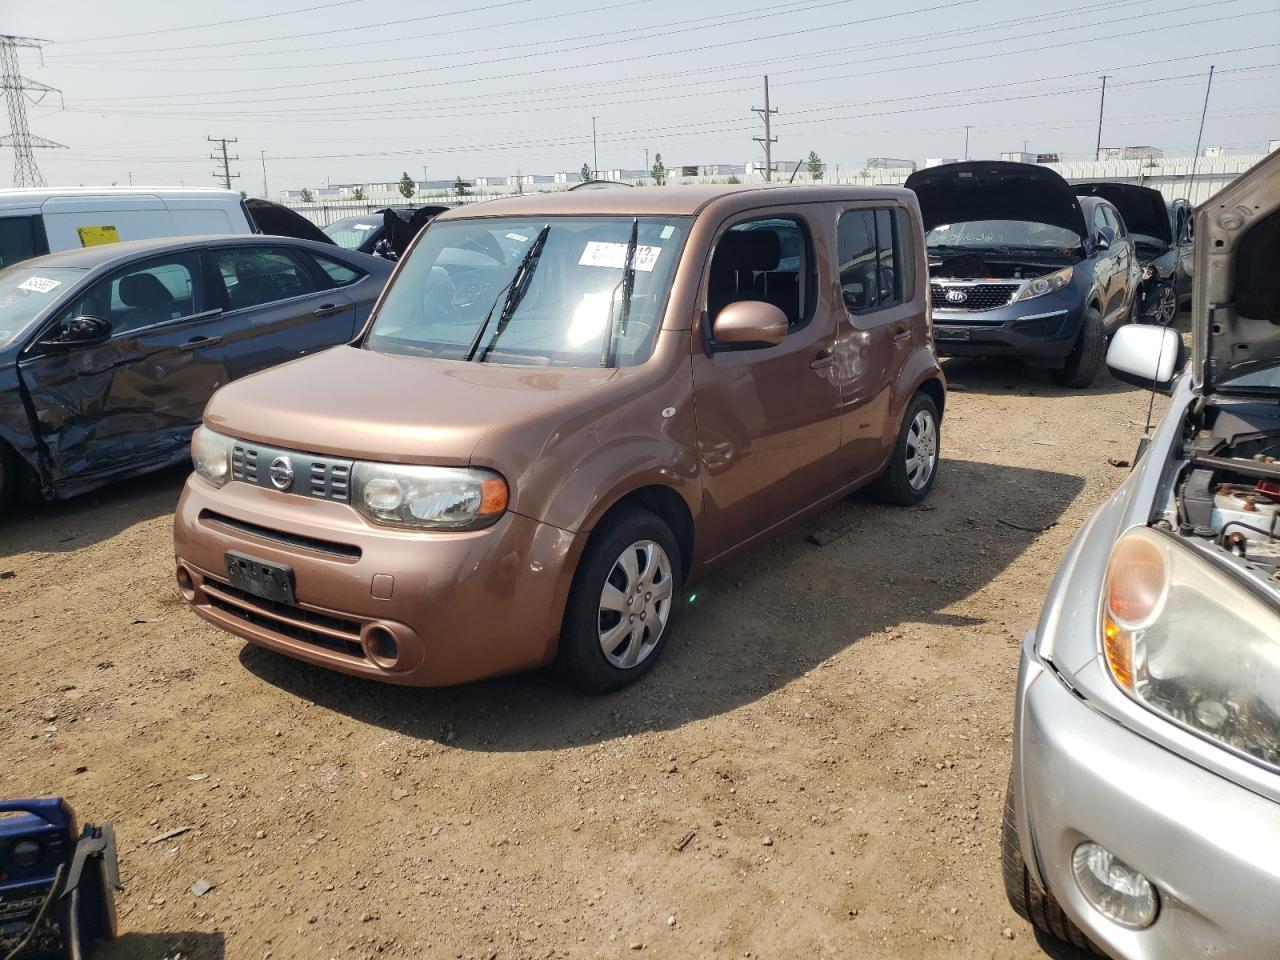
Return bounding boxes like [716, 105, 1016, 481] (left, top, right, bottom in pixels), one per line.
[931, 282, 1020, 311]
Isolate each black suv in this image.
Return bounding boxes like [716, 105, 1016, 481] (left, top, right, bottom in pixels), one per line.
[905, 161, 1142, 388]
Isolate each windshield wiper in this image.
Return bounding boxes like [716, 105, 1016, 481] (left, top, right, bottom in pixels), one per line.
[600, 217, 639, 368]
[465, 223, 550, 362]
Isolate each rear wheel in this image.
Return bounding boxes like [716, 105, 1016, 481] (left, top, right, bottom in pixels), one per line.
[870, 392, 939, 506]
[559, 507, 682, 693]
[1050, 305, 1105, 388]
[1002, 776, 1103, 955]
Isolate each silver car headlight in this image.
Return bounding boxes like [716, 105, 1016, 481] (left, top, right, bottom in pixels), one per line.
[351, 462, 508, 530]
[1101, 526, 1280, 771]
[191, 425, 234, 488]
[1013, 265, 1073, 302]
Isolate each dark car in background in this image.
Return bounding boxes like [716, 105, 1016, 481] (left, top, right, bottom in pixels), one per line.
[322, 205, 451, 258]
[0, 235, 393, 514]
[905, 161, 1141, 388]
[1075, 183, 1193, 325]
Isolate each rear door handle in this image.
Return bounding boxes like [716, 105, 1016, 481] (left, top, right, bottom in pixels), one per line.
[892, 327, 912, 343]
[313, 302, 344, 317]
[179, 335, 222, 351]
[810, 349, 835, 370]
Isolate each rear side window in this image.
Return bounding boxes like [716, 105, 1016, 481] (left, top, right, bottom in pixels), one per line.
[0, 216, 42, 269]
[838, 207, 907, 312]
[215, 246, 318, 311]
[708, 217, 811, 330]
[311, 253, 364, 287]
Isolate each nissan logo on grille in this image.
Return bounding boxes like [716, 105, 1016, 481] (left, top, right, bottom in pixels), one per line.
[269, 456, 295, 491]
[945, 288, 969, 303]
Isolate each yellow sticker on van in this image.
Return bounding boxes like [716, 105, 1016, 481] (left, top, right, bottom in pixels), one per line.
[77, 225, 121, 247]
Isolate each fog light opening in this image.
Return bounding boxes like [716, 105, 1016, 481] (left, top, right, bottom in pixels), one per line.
[176, 564, 196, 603]
[1071, 841, 1159, 929]
[364, 624, 401, 668]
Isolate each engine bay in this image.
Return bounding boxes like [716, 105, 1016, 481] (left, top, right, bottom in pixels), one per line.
[1174, 402, 1280, 580]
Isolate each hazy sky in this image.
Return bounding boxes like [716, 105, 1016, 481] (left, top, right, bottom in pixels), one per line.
[5, 0, 1279, 193]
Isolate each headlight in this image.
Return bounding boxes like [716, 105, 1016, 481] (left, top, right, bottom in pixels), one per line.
[1101, 527, 1280, 771]
[1013, 265, 1073, 302]
[191, 426, 234, 488]
[351, 462, 508, 529]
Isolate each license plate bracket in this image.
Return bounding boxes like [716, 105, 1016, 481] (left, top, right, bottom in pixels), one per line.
[225, 552, 295, 604]
[934, 325, 971, 342]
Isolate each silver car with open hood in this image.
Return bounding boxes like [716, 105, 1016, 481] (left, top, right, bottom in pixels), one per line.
[1003, 150, 1280, 958]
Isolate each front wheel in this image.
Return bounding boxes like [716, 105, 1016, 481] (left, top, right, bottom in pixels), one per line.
[1050, 305, 1105, 388]
[869, 392, 940, 506]
[559, 507, 683, 693]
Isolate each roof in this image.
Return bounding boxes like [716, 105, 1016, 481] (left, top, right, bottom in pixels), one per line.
[7, 234, 334, 273]
[0, 186, 241, 200]
[435, 183, 914, 220]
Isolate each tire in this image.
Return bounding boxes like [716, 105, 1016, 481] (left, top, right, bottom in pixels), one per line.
[1050, 305, 1105, 388]
[869, 391, 940, 506]
[559, 507, 683, 693]
[1002, 776, 1104, 955]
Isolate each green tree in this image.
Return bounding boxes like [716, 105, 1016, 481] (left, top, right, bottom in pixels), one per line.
[806, 150, 825, 181]
[580, 163, 592, 182]
[299, 187, 314, 202]
[726, 174, 741, 184]
[650, 152, 667, 186]
[454, 176, 471, 197]
[239, 190, 248, 199]
[351, 186, 365, 201]
[398, 172, 416, 199]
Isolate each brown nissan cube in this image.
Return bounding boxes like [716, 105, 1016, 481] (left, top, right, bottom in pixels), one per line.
[174, 185, 945, 691]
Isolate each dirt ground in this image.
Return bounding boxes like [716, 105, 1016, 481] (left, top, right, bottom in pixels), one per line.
[0, 356, 1168, 960]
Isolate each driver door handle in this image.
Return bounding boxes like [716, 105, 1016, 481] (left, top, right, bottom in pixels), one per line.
[179, 335, 222, 351]
[313, 302, 344, 317]
[892, 326, 912, 343]
[810, 348, 835, 370]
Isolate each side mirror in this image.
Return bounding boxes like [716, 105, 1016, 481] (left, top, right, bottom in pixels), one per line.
[1094, 228, 1113, 251]
[710, 300, 788, 350]
[40, 315, 112, 349]
[1106, 324, 1183, 394]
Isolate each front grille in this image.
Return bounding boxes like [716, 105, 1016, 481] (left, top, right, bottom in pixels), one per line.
[231, 441, 354, 503]
[930, 282, 1020, 311]
[202, 577, 366, 660]
[199, 510, 362, 560]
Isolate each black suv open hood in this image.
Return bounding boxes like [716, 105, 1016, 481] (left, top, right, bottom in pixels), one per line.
[243, 198, 335, 246]
[904, 161, 1087, 238]
[1074, 182, 1171, 246]
[1194, 150, 1280, 394]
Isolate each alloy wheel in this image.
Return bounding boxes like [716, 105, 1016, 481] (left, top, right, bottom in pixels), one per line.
[905, 409, 938, 491]
[597, 540, 674, 669]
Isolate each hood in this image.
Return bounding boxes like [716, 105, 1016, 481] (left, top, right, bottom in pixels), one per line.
[1073, 182, 1172, 246]
[203, 344, 620, 465]
[1194, 149, 1280, 394]
[904, 161, 1087, 238]
[243, 198, 335, 245]
[381, 205, 450, 257]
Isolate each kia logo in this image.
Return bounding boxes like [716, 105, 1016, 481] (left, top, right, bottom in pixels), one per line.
[945, 288, 969, 303]
[269, 456, 295, 491]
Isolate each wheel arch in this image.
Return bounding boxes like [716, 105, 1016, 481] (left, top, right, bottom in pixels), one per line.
[584, 484, 695, 583]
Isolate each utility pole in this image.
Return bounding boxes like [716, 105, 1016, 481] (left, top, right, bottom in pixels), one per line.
[752, 75, 778, 181]
[208, 136, 240, 190]
[963, 125, 973, 161]
[0, 34, 66, 188]
[592, 116, 599, 179]
[1189, 65, 1216, 201]
[644, 147, 649, 177]
[260, 150, 267, 197]
[1094, 75, 1109, 161]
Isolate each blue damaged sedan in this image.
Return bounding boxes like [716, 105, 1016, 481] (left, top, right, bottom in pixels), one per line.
[0, 235, 392, 514]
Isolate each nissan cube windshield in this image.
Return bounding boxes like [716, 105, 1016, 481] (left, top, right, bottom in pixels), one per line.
[364, 216, 688, 367]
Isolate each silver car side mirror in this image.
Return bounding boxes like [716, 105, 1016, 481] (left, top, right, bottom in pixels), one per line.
[1106, 324, 1183, 394]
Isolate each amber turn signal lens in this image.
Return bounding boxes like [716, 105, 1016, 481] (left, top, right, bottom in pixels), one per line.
[1102, 616, 1134, 689]
[479, 476, 509, 516]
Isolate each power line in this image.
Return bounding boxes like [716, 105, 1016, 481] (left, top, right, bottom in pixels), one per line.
[0, 34, 66, 187]
[208, 136, 240, 189]
[58, 0, 362, 45]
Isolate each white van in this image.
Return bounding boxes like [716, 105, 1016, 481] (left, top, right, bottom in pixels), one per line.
[0, 187, 255, 269]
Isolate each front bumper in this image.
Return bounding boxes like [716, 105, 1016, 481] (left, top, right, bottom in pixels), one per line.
[1013, 635, 1280, 959]
[931, 284, 1085, 361]
[173, 475, 579, 686]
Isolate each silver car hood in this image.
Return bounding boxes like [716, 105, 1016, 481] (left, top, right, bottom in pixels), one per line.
[1193, 149, 1280, 394]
